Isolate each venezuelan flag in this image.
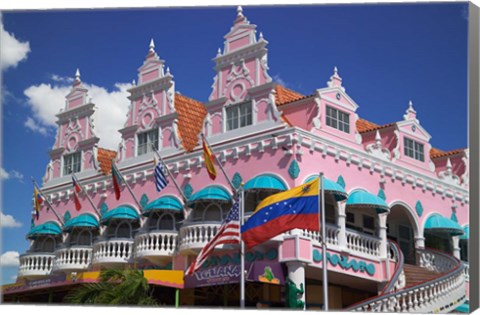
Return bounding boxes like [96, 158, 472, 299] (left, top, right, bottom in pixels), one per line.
[241, 179, 320, 249]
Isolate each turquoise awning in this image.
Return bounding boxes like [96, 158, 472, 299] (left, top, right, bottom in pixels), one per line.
[455, 302, 469, 313]
[244, 174, 287, 191]
[305, 176, 348, 201]
[101, 205, 140, 224]
[188, 186, 232, 205]
[64, 214, 99, 232]
[460, 225, 469, 240]
[425, 214, 464, 236]
[346, 190, 389, 213]
[27, 221, 62, 239]
[143, 196, 183, 216]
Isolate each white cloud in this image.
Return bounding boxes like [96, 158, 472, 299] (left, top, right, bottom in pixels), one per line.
[24, 80, 132, 150]
[24, 117, 48, 136]
[273, 74, 288, 87]
[0, 167, 24, 182]
[51, 74, 74, 84]
[0, 22, 31, 71]
[0, 212, 22, 228]
[0, 251, 20, 266]
[0, 167, 9, 180]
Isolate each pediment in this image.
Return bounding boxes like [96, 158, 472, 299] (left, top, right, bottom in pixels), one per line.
[397, 119, 431, 142]
[317, 87, 359, 112]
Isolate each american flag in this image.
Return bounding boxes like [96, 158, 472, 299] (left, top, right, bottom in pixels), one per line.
[154, 159, 168, 192]
[185, 198, 240, 275]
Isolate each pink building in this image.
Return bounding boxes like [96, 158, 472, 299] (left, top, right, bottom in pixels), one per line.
[7, 6, 469, 312]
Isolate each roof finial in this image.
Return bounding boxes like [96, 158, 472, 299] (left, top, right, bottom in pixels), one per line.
[237, 6, 243, 17]
[375, 130, 382, 147]
[75, 68, 81, 81]
[259, 32, 264, 39]
[217, 47, 222, 56]
[404, 100, 417, 121]
[166, 66, 171, 74]
[446, 157, 452, 172]
[149, 38, 155, 52]
[327, 66, 343, 90]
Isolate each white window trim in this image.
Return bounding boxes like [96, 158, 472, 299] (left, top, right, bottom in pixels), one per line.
[403, 136, 425, 162]
[136, 128, 160, 157]
[62, 151, 82, 177]
[223, 100, 254, 133]
[326, 105, 350, 134]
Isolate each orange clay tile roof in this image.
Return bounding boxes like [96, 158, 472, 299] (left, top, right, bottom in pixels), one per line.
[97, 147, 117, 175]
[356, 118, 396, 133]
[174, 93, 207, 152]
[430, 148, 465, 159]
[275, 85, 307, 106]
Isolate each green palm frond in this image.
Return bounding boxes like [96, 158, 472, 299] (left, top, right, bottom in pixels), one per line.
[64, 267, 158, 306]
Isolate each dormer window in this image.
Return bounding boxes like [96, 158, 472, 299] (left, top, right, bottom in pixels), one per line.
[404, 137, 424, 162]
[326, 105, 350, 133]
[63, 152, 81, 175]
[137, 129, 159, 156]
[226, 101, 252, 131]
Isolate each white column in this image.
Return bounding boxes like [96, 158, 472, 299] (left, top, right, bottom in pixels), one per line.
[452, 236, 460, 259]
[337, 201, 347, 250]
[378, 213, 388, 259]
[286, 261, 306, 309]
[415, 236, 425, 249]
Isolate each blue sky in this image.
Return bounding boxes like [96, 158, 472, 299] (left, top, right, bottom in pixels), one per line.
[0, 3, 469, 284]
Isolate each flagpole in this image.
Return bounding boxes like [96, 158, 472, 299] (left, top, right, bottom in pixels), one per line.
[239, 186, 245, 309]
[319, 172, 329, 311]
[72, 172, 102, 217]
[150, 144, 188, 203]
[201, 133, 237, 193]
[31, 177, 64, 226]
[112, 161, 143, 211]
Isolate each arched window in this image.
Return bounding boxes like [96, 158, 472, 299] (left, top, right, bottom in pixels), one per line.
[148, 212, 161, 231]
[34, 236, 56, 252]
[158, 213, 175, 230]
[203, 204, 223, 221]
[147, 212, 176, 231]
[116, 221, 132, 238]
[76, 230, 93, 246]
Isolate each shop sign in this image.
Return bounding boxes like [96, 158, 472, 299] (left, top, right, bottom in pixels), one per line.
[312, 249, 376, 276]
[184, 248, 284, 288]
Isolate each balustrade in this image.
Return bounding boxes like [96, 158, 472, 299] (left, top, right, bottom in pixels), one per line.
[54, 246, 92, 272]
[18, 253, 55, 278]
[135, 231, 178, 262]
[179, 222, 222, 252]
[92, 239, 133, 265]
[345, 229, 381, 257]
[347, 248, 466, 313]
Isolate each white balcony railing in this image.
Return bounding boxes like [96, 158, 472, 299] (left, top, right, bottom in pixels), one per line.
[54, 246, 93, 272]
[135, 231, 178, 264]
[345, 229, 381, 257]
[348, 248, 466, 313]
[92, 239, 134, 266]
[285, 224, 381, 259]
[463, 261, 469, 282]
[179, 222, 222, 252]
[18, 252, 55, 279]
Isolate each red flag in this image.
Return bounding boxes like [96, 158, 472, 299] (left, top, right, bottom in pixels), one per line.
[111, 163, 123, 200]
[72, 176, 82, 211]
[74, 190, 82, 211]
[72, 176, 82, 193]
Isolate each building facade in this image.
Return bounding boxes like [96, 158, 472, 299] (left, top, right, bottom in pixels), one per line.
[4, 7, 469, 312]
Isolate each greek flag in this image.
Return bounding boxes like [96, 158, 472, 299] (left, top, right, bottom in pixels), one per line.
[154, 160, 168, 192]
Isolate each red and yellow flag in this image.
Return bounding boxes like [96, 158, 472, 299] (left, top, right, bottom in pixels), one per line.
[202, 139, 217, 180]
